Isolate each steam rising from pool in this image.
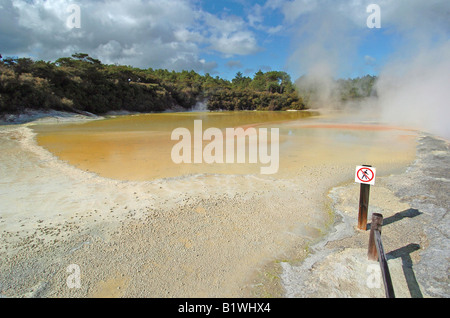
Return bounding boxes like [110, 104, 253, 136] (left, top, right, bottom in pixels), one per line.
[287, 0, 450, 139]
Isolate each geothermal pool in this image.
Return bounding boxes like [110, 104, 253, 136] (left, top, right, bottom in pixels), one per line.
[0, 110, 421, 297]
[32, 111, 417, 181]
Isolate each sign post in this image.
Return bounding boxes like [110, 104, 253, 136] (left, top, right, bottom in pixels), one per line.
[355, 165, 376, 230]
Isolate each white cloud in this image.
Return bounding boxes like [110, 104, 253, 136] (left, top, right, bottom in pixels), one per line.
[209, 30, 261, 57]
[203, 12, 261, 57]
[276, 0, 449, 78]
[245, 2, 284, 35]
[266, 25, 283, 34]
[248, 3, 264, 28]
[279, 0, 317, 23]
[267, 0, 450, 33]
[364, 55, 376, 66]
[0, 0, 259, 72]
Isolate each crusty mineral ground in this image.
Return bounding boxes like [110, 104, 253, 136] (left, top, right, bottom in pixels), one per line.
[0, 113, 447, 298]
[0, 125, 340, 297]
[281, 134, 449, 298]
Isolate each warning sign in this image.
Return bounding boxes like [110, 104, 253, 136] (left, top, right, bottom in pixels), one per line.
[355, 166, 376, 185]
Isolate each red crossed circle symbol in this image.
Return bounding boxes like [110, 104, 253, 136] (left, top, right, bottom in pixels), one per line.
[357, 167, 374, 183]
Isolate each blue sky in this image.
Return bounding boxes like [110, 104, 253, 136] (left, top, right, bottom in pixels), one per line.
[1, 0, 448, 81]
[199, 0, 399, 80]
[201, 0, 290, 79]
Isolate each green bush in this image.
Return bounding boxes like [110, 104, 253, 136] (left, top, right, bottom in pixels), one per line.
[0, 54, 339, 115]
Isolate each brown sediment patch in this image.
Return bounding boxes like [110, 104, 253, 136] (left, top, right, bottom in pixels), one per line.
[89, 274, 130, 298]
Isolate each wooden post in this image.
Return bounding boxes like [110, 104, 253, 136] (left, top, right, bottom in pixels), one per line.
[357, 165, 371, 230]
[368, 213, 383, 261]
[358, 183, 370, 230]
[367, 213, 395, 298]
[375, 230, 396, 298]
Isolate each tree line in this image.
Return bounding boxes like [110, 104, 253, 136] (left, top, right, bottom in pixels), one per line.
[0, 53, 375, 115]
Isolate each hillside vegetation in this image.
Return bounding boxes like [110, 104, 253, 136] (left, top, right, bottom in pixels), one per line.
[0, 53, 376, 115]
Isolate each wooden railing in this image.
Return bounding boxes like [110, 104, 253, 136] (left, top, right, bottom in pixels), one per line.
[368, 213, 395, 298]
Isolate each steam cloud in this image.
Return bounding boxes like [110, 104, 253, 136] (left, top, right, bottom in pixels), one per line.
[376, 42, 450, 139]
[285, 0, 450, 139]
